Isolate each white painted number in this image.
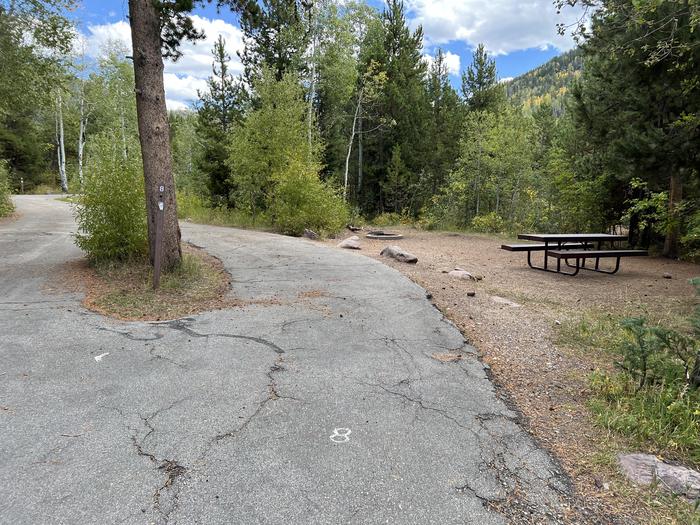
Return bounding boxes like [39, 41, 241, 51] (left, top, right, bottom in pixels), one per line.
[330, 428, 351, 443]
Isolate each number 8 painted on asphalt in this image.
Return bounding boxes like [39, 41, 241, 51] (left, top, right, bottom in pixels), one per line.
[330, 428, 351, 443]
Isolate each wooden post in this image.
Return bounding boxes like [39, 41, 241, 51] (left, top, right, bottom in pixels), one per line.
[153, 184, 164, 289]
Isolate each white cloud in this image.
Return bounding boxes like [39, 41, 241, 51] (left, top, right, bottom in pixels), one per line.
[422, 50, 461, 75]
[406, 0, 584, 55]
[81, 15, 244, 109]
[443, 50, 460, 75]
[163, 73, 208, 101]
[166, 99, 190, 112]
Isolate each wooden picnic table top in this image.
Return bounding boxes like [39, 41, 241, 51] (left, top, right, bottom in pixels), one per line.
[517, 233, 628, 242]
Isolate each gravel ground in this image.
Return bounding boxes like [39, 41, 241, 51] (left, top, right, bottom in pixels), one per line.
[320, 228, 700, 523]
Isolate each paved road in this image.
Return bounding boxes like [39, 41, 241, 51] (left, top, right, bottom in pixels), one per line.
[0, 196, 571, 524]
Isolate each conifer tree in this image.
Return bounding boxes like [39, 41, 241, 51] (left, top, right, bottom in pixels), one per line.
[236, 0, 311, 85]
[196, 35, 244, 202]
[461, 43, 504, 112]
[423, 49, 462, 196]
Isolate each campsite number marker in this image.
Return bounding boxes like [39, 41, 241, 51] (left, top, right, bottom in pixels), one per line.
[330, 428, 351, 443]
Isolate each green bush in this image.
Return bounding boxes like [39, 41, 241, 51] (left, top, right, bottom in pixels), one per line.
[74, 132, 148, 261]
[0, 161, 14, 217]
[471, 212, 505, 233]
[268, 159, 348, 236]
[681, 208, 700, 261]
[373, 211, 411, 227]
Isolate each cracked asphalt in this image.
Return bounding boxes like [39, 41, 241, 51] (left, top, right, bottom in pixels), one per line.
[1, 196, 572, 524]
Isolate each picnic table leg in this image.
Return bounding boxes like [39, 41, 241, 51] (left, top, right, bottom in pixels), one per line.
[556, 241, 561, 272]
[592, 257, 621, 275]
[595, 240, 601, 270]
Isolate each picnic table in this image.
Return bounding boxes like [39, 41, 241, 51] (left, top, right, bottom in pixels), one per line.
[501, 233, 648, 276]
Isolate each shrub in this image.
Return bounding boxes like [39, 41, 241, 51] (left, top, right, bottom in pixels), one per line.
[268, 159, 348, 236]
[0, 161, 14, 217]
[74, 132, 148, 261]
[471, 212, 505, 233]
[373, 212, 411, 227]
[227, 69, 348, 236]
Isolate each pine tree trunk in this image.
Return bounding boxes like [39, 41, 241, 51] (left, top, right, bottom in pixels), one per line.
[128, 0, 181, 269]
[662, 170, 682, 258]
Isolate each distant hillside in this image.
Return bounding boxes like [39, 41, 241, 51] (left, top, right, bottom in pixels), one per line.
[505, 49, 583, 115]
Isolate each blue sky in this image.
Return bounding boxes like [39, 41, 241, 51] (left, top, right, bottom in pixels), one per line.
[69, 0, 579, 109]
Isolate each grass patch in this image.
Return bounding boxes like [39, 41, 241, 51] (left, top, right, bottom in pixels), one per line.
[590, 372, 700, 466]
[56, 195, 77, 204]
[556, 311, 631, 357]
[557, 293, 700, 469]
[27, 183, 64, 195]
[83, 244, 231, 321]
[177, 192, 272, 230]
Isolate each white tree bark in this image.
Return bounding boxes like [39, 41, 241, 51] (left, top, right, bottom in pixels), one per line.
[343, 90, 362, 201]
[77, 93, 86, 187]
[357, 104, 363, 194]
[306, 1, 318, 151]
[56, 92, 68, 193]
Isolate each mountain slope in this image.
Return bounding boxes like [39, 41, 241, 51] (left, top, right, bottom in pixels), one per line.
[505, 49, 583, 114]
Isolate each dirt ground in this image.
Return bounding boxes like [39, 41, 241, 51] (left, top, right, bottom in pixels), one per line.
[320, 229, 700, 524]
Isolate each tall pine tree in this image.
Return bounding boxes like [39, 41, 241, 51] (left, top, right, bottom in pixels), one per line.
[423, 49, 462, 197]
[461, 43, 504, 113]
[196, 35, 244, 202]
[570, 0, 700, 257]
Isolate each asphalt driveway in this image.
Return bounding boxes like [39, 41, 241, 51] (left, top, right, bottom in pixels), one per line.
[0, 196, 571, 524]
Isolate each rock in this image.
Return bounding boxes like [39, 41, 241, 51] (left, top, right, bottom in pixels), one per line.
[380, 245, 418, 264]
[337, 236, 361, 250]
[448, 269, 476, 281]
[445, 267, 483, 280]
[303, 228, 319, 240]
[618, 453, 700, 502]
[663, 272, 673, 279]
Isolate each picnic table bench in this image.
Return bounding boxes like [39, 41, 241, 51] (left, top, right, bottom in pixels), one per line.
[502, 233, 647, 276]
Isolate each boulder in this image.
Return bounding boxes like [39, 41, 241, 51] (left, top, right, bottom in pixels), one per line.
[618, 453, 700, 502]
[337, 236, 361, 250]
[303, 229, 319, 240]
[443, 267, 483, 281]
[448, 268, 479, 281]
[380, 245, 418, 264]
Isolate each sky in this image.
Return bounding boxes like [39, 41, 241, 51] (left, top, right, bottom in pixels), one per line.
[68, 0, 582, 110]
